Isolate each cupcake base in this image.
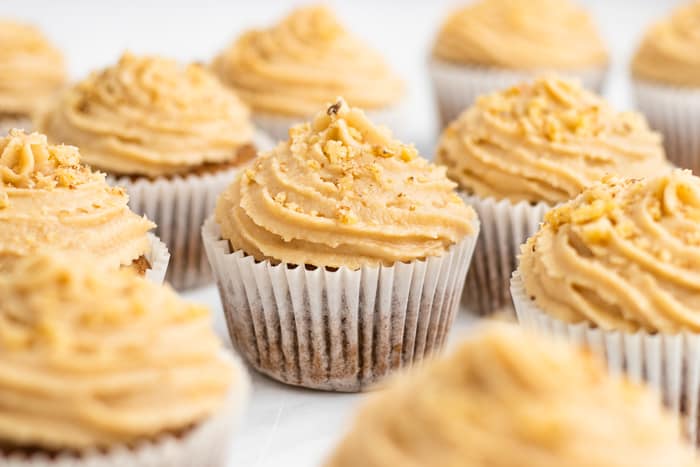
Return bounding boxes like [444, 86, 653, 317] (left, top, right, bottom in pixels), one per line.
[202, 216, 479, 392]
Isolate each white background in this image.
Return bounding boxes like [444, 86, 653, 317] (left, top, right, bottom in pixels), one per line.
[0, 1, 685, 465]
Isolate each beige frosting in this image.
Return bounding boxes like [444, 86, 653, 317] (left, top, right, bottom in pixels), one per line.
[37, 53, 254, 177]
[216, 99, 475, 269]
[436, 76, 668, 204]
[0, 19, 66, 116]
[432, 0, 608, 69]
[0, 253, 233, 450]
[632, 2, 700, 87]
[520, 170, 700, 333]
[212, 5, 404, 117]
[326, 324, 698, 467]
[0, 129, 154, 269]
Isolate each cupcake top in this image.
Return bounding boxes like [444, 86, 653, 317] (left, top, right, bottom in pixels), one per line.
[212, 5, 404, 117]
[432, 0, 608, 70]
[632, 1, 700, 87]
[37, 53, 255, 177]
[0, 19, 66, 116]
[520, 170, 700, 333]
[0, 129, 154, 268]
[326, 324, 697, 467]
[436, 76, 668, 204]
[0, 253, 234, 450]
[216, 98, 475, 269]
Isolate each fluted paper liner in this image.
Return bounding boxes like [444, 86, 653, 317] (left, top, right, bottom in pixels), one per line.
[511, 272, 700, 445]
[144, 233, 170, 285]
[461, 193, 549, 316]
[1, 353, 250, 467]
[202, 216, 479, 392]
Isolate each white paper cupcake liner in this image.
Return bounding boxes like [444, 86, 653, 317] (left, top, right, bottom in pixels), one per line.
[0, 116, 33, 135]
[429, 60, 608, 126]
[461, 193, 549, 316]
[511, 272, 700, 445]
[1, 353, 251, 467]
[202, 216, 480, 392]
[110, 131, 272, 290]
[144, 233, 170, 285]
[632, 79, 700, 173]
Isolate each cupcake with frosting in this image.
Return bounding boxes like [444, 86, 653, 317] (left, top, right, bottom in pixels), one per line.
[37, 52, 265, 289]
[212, 5, 405, 142]
[0, 19, 66, 133]
[0, 252, 248, 467]
[430, 0, 608, 125]
[326, 323, 698, 467]
[513, 169, 700, 444]
[632, 1, 700, 173]
[0, 129, 168, 283]
[203, 98, 479, 391]
[436, 76, 668, 316]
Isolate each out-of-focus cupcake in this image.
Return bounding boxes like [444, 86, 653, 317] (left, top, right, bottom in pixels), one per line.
[632, 1, 700, 173]
[37, 52, 263, 290]
[0, 129, 168, 283]
[436, 76, 668, 316]
[430, 0, 608, 126]
[212, 5, 405, 142]
[326, 323, 699, 466]
[203, 98, 479, 392]
[0, 19, 66, 133]
[513, 169, 700, 444]
[0, 252, 249, 467]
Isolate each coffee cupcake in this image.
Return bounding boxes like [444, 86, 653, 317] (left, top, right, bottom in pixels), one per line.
[37, 52, 263, 289]
[0, 19, 66, 133]
[632, 1, 700, 173]
[0, 252, 249, 467]
[513, 169, 700, 444]
[436, 76, 668, 316]
[212, 5, 405, 142]
[0, 129, 168, 282]
[203, 98, 479, 391]
[326, 324, 698, 467]
[430, 0, 608, 125]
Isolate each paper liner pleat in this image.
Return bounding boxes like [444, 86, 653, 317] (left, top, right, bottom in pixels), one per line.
[202, 216, 479, 392]
[144, 233, 170, 285]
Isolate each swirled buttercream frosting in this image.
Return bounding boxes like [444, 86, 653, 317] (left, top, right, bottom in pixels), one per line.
[632, 2, 700, 87]
[37, 53, 254, 177]
[326, 324, 699, 467]
[0, 19, 66, 116]
[0, 253, 233, 449]
[0, 129, 154, 268]
[212, 5, 404, 117]
[436, 76, 668, 204]
[432, 0, 608, 69]
[216, 98, 475, 269]
[520, 170, 700, 333]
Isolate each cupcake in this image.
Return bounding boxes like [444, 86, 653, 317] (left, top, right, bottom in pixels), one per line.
[326, 324, 698, 466]
[0, 129, 168, 283]
[0, 252, 249, 467]
[212, 5, 405, 142]
[430, 0, 608, 125]
[37, 52, 261, 290]
[203, 98, 479, 391]
[513, 169, 700, 444]
[436, 76, 668, 316]
[0, 19, 66, 133]
[632, 1, 700, 173]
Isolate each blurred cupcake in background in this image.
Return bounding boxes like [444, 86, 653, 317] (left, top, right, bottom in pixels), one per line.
[436, 76, 667, 316]
[0, 19, 66, 134]
[0, 252, 249, 467]
[430, 0, 608, 126]
[212, 5, 405, 142]
[203, 98, 479, 392]
[326, 324, 699, 467]
[632, 1, 700, 173]
[37, 52, 265, 290]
